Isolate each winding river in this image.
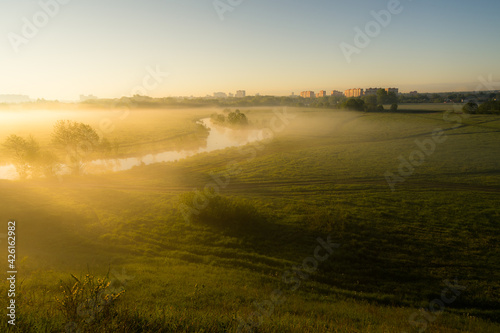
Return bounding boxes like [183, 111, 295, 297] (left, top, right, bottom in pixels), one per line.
[0, 118, 264, 180]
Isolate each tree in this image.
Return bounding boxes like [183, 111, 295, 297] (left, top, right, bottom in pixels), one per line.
[341, 98, 365, 111]
[226, 110, 248, 126]
[477, 101, 500, 114]
[377, 105, 385, 112]
[3, 135, 60, 179]
[363, 94, 377, 105]
[390, 103, 398, 112]
[52, 120, 101, 175]
[3, 135, 39, 179]
[462, 102, 478, 114]
[362, 95, 377, 111]
[386, 92, 398, 104]
[35, 150, 61, 177]
[377, 89, 388, 105]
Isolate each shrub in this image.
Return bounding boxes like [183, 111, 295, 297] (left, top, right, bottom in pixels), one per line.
[462, 102, 478, 114]
[56, 273, 124, 331]
[179, 192, 264, 230]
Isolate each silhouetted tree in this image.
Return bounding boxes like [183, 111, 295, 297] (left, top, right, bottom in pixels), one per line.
[52, 120, 101, 174]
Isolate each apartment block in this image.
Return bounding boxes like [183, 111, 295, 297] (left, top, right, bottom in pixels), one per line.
[300, 91, 315, 98]
[344, 88, 363, 98]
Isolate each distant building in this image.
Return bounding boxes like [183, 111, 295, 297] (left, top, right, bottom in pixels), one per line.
[213, 92, 227, 98]
[344, 88, 363, 98]
[236, 90, 246, 98]
[409, 91, 418, 95]
[364, 88, 382, 95]
[330, 90, 343, 96]
[80, 94, 97, 102]
[363, 87, 399, 95]
[0, 94, 31, 103]
[228, 93, 234, 98]
[385, 88, 399, 94]
[300, 91, 315, 98]
[316, 90, 327, 98]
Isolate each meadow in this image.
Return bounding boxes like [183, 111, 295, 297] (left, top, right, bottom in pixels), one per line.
[0, 105, 499, 332]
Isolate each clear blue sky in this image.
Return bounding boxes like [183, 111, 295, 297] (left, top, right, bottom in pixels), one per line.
[1, 0, 499, 99]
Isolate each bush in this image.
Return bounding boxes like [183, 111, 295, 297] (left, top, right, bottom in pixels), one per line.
[179, 192, 264, 230]
[390, 103, 398, 112]
[463, 102, 478, 114]
[56, 273, 124, 331]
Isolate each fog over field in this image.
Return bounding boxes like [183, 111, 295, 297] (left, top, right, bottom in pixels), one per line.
[1, 105, 499, 332]
[1, 0, 500, 332]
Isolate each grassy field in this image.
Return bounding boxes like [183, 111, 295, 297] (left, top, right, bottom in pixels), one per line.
[0, 106, 499, 332]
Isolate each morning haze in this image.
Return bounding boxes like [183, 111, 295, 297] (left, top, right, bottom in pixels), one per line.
[0, 0, 499, 332]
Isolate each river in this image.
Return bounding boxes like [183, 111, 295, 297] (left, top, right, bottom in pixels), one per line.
[0, 118, 264, 180]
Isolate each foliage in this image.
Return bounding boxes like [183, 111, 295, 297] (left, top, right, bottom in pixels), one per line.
[390, 103, 398, 112]
[341, 98, 365, 111]
[227, 109, 248, 125]
[463, 102, 479, 114]
[56, 273, 124, 331]
[376, 89, 388, 105]
[52, 120, 100, 153]
[179, 191, 264, 231]
[362, 94, 377, 106]
[51, 120, 105, 174]
[211, 109, 248, 126]
[3, 134, 60, 179]
[478, 100, 500, 114]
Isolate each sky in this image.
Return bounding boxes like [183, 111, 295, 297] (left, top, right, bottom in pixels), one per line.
[1, 0, 500, 100]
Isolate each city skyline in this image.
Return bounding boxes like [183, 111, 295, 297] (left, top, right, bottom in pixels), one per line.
[1, 0, 500, 100]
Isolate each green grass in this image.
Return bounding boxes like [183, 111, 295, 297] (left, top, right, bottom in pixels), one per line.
[0, 106, 499, 332]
